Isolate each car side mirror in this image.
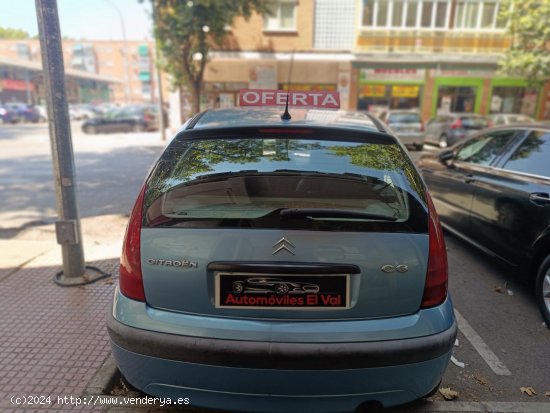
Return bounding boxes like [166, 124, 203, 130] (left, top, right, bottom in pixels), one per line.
[438, 150, 454, 165]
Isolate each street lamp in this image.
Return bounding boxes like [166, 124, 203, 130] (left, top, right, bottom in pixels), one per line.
[105, 0, 132, 104]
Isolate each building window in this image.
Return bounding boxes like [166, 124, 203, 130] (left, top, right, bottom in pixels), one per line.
[454, 0, 503, 30]
[264, 0, 297, 31]
[490, 87, 538, 117]
[362, 0, 450, 30]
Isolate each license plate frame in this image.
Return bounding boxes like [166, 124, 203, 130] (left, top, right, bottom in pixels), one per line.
[215, 272, 350, 310]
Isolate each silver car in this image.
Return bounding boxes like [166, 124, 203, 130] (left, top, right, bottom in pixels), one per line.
[382, 110, 425, 150]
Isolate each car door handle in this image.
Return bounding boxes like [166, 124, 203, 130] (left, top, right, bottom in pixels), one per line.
[464, 174, 476, 184]
[529, 193, 550, 206]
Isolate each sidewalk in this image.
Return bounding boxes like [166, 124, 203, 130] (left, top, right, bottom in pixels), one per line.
[0, 238, 121, 412]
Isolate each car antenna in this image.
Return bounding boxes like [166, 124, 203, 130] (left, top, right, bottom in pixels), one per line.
[281, 49, 295, 121]
[281, 94, 291, 121]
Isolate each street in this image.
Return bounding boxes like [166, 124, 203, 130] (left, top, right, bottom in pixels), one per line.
[0, 122, 548, 411]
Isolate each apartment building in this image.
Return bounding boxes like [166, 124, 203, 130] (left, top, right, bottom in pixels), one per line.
[202, 0, 549, 120]
[0, 38, 165, 105]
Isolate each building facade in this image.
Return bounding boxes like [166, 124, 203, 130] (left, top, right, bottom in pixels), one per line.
[198, 0, 549, 121]
[0, 38, 167, 105]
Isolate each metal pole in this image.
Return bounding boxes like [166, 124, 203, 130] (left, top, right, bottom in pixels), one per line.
[151, 0, 166, 141]
[36, 0, 107, 285]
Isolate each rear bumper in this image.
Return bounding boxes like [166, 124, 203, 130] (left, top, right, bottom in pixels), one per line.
[107, 291, 456, 411]
[108, 308, 456, 370]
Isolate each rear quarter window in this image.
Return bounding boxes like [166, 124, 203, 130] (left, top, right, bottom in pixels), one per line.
[144, 135, 428, 233]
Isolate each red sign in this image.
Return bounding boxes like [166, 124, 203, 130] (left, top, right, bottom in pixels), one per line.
[2, 79, 34, 92]
[239, 89, 340, 109]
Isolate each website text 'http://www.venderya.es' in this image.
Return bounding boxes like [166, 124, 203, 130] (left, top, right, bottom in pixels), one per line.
[10, 394, 190, 408]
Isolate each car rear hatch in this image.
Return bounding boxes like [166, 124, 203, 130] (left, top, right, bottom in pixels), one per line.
[139, 128, 431, 320]
[387, 113, 423, 135]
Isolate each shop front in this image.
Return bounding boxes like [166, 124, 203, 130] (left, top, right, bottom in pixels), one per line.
[202, 55, 350, 110]
[356, 68, 425, 117]
[489, 79, 539, 118]
[431, 76, 485, 117]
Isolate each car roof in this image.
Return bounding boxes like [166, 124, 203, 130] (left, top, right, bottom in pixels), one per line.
[190, 107, 384, 134]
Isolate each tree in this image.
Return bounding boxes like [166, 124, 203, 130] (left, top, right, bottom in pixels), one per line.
[498, 0, 550, 85]
[0, 26, 30, 39]
[151, 0, 271, 117]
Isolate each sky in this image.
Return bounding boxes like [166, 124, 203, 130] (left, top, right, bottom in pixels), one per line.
[0, 0, 153, 40]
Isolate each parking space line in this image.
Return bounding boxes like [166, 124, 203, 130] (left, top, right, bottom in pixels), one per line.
[454, 310, 512, 376]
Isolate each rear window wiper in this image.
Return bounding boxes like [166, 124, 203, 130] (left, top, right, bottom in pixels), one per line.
[280, 208, 398, 221]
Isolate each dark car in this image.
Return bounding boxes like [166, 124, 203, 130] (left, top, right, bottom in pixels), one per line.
[107, 90, 456, 413]
[424, 113, 491, 148]
[418, 124, 550, 325]
[0, 103, 40, 123]
[82, 104, 158, 134]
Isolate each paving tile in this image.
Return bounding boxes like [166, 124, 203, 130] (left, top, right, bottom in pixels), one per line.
[0, 251, 118, 413]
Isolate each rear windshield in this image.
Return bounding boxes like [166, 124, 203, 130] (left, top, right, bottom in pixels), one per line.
[387, 113, 421, 124]
[144, 136, 427, 233]
[459, 116, 489, 129]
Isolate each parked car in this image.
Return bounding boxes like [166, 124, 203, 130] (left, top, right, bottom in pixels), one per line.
[35, 105, 48, 122]
[0, 106, 11, 124]
[107, 95, 456, 412]
[69, 104, 99, 120]
[82, 105, 158, 134]
[491, 113, 535, 126]
[424, 113, 491, 148]
[418, 124, 550, 326]
[0, 103, 40, 123]
[381, 110, 425, 150]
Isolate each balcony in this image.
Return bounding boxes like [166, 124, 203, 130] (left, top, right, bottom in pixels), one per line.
[356, 30, 510, 55]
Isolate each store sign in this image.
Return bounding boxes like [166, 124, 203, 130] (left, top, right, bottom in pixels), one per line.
[361, 68, 425, 82]
[1, 79, 33, 92]
[279, 83, 336, 92]
[361, 85, 386, 97]
[239, 89, 340, 108]
[392, 85, 419, 98]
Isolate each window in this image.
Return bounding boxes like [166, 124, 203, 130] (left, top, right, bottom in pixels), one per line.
[144, 137, 427, 232]
[454, 0, 502, 30]
[456, 131, 516, 166]
[490, 87, 538, 117]
[264, 0, 296, 31]
[503, 132, 550, 177]
[362, 0, 449, 29]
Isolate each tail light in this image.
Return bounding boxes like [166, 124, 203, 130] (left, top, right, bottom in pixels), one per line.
[420, 122, 425, 132]
[487, 119, 493, 128]
[421, 193, 448, 308]
[143, 113, 154, 122]
[450, 118, 462, 130]
[119, 185, 147, 301]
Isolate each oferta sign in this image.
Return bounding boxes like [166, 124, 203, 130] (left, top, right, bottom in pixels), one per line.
[239, 89, 340, 109]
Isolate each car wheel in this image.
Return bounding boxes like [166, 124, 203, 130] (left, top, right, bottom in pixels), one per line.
[275, 283, 289, 295]
[535, 254, 550, 327]
[439, 135, 448, 148]
[232, 281, 244, 294]
[415, 143, 424, 151]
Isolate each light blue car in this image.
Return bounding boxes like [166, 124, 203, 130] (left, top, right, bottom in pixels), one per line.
[107, 106, 456, 412]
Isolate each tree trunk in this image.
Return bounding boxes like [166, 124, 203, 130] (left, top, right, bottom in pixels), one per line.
[189, 80, 201, 115]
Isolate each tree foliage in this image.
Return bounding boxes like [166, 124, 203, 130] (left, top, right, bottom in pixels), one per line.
[498, 0, 550, 85]
[151, 0, 271, 116]
[0, 26, 30, 39]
